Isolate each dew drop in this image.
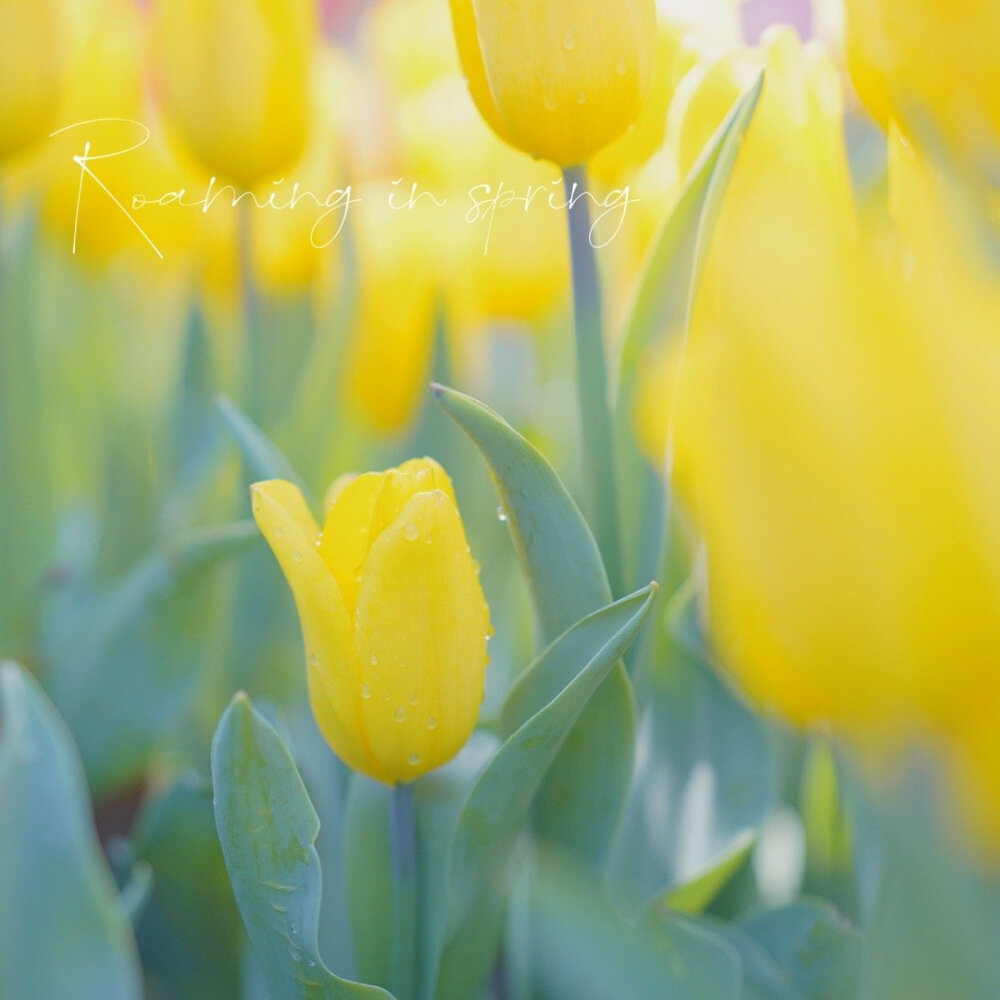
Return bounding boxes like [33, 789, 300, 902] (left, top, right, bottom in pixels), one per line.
[472, 559, 481, 575]
[427, 716, 438, 730]
[496, 505, 508, 522]
[309, 653, 319, 667]
[615, 56, 628, 76]
[394, 707, 406, 723]
[562, 29, 576, 51]
[314, 538, 322, 549]
[403, 522, 420, 542]
[354, 566, 363, 582]
[293, 549, 303, 562]
[542, 88, 557, 111]
[408, 693, 419, 707]
[407, 753, 421, 766]
[274, 526, 285, 539]
[370, 652, 379, 666]
[360, 684, 371, 700]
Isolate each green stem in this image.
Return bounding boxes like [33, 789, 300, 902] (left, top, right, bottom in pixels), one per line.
[562, 166, 623, 596]
[389, 782, 418, 1000]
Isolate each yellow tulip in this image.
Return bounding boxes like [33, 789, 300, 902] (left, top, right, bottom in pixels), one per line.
[449, 0, 657, 166]
[152, 0, 316, 188]
[652, 29, 1000, 764]
[252, 458, 491, 784]
[844, 0, 1000, 167]
[0, 0, 61, 161]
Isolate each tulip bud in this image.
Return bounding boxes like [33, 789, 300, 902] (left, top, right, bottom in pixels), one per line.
[449, 0, 657, 166]
[844, 0, 1000, 168]
[252, 458, 491, 784]
[152, 0, 316, 188]
[0, 0, 61, 162]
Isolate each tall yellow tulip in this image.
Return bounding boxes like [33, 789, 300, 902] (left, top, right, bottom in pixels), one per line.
[844, 0, 1000, 167]
[449, 0, 657, 166]
[152, 0, 316, 188]
[252, 458, 491, 784]
[0, 0, 61, 161]
[652, 29, 1000, 760]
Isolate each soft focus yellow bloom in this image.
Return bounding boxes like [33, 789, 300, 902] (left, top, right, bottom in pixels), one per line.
[344, 190, 439, 434]
[0, 0, 61, 161]
[252, 459, 491, 784]
[645, 29, 1000, 781]
[844, 0, 1000, 168]
[590, 20, 701, 183]
[152, 0, 316, 188]
[449, 0, 657, 166]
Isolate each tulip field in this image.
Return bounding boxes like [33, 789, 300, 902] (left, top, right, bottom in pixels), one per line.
[1, 1, 998, 998]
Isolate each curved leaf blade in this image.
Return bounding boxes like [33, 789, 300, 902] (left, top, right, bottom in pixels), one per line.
[434, 585, 657, 999]
[432, 383, 637, 863]
[211, 694, 393, 1000]
[0, 663, 143, 999]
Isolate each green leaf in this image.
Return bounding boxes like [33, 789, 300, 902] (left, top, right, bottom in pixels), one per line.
[711, 900, 862, 1000]
[0, 662, 143, 999]
[217, 395, 311, 498]
[615, 69, 765, 410]
[525, 847, 741, 1000]
[609, 581, 775, 914]
[433, 383, 638, 863]
[433, 585, 658, 1000]
[612, 71, 764, 595]
[211, 693, 394, 1000]
[132, 773, 242, 1000]
[40, 521, 257, 795]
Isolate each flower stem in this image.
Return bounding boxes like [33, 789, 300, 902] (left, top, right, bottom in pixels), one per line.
[562, 166, 623, 596]
[389, 781, 418, 1000]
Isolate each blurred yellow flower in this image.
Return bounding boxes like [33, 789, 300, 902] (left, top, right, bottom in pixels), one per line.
[152, 0, 317, 188]
[0, 0, 61, 162]
[449, 0, 657, 166]
[343, 189, 439, 434]
[844, 0, 1000, 167]
[646, 29, 1000, 771]
[252, 458, 491, 784]
[365, 0, 460, 97]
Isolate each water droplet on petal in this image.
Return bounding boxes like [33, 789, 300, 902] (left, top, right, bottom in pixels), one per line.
[293, 549, 303, 562]
[615, 56, 628, 76]
[394, 707, 406, 723]
[562, 29, 576, 50]
[542, 88, 558, 111]
[409, 693, 418, 707]
[360, 684, 371, 700]
[496, 505, 508, 522]
[403, 522, 420, 542]
[427, 716, 438, 730]
[309, 653, 319, 667]
[408, 753, 420, 766]
[274, 526, 285, 539]
[576, 91, 587, 105]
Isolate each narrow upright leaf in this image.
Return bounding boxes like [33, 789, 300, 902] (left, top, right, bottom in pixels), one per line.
[0, 663, 142, 1000]
[211, 694, 394, 1000]
[433, 384, 637, 863]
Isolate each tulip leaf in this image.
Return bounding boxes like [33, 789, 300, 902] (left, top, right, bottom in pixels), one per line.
[709, 900, 863, 1000]
[615, 68, 764, 410]
[40, 520, 257, 796]
[0, 662, 143, 999]
[211, 693, 394, 1000]
[432, 585, 657, 1000]
[612, 71, 764, 595]
[432, 383, 637, 863]
[131, 773, 242, 1000]
[525, 848, 741, 1000]
[608, 580, 776, 915]
[217, 395, 311, 498]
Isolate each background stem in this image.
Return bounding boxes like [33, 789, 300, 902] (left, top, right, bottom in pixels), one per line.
[562, 166, 623, 596]
[389, 782, 417, 1000]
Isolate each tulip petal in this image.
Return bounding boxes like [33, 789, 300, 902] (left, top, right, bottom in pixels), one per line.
[251, 481, 388, 782]
[354, 489, 490, 782]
